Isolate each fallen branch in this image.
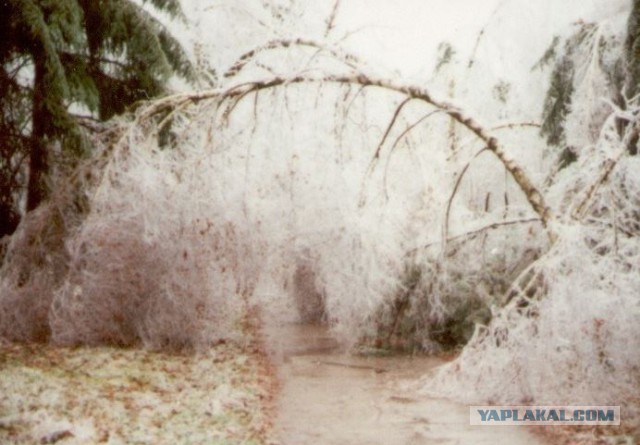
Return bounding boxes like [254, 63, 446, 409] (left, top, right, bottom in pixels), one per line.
[314, 360, 388, 373]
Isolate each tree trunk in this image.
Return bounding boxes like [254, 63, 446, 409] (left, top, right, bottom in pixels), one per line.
[26, 59, 48, 211]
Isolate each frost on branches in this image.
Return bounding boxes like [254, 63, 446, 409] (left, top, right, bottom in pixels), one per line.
[0, 0, 637, 431]
[425, 9, 640, 427]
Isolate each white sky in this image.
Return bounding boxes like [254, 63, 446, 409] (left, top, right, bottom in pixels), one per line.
[333, 0, 503, 78]
[179, 0, 629, 79]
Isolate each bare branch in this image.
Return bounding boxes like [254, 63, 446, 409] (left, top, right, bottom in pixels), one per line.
[406, 217, 543, 256]
[223, 38, 364, 79]
[393, 111, 443, 154]
[467, 1, 505, 69]
[372, 97, 413, 161]
[572, 119, 637, 220]
[379, 110, 445, 199]
[571, 150, 627, 220]
[490, 122, 541, 131]
[325, 0, 341, 37]
[382, 111, 442, 200]
[443, 148, 488, 250]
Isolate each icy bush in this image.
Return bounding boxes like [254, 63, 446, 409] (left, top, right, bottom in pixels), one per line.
[0, 203, 69, 342]
[360, 221, 544, 353]
[0, 110, 260, 349]
[424, 211, 640, 408]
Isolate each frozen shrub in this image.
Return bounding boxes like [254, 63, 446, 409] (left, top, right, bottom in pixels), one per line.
[425, 219, 640, 409]
[0, 110, 259, 349]
[428, 295, 492, 350]
[43, 124, 258, 349]
[361, 222, 543, 353]
[0, 200, 74, 342]
[49, 215, 244, 349]
[364, 265, 490, 353]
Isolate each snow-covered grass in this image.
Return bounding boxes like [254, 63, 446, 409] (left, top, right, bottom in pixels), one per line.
[0, 333, 274, 444]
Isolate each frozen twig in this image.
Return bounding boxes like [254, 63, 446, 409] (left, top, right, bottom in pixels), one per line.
[373, 97, 413, 162]
[572, 116, 638, 220]
[324, 0, 341, 38]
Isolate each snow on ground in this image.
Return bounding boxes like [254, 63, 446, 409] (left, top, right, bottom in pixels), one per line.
[0, 335, 274, 445]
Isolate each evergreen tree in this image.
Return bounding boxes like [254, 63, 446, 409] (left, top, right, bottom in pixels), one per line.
[0, 0, 194, 234]
[626, 0, 640, 99]
[77, 0, 194, 120]
[539, 16, 631, 172]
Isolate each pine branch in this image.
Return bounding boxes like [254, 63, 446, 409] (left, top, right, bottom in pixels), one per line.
[142, 0, 185, 21]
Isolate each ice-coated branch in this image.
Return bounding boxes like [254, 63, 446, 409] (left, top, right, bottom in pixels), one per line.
[324, 0, 341, 37]
[406, 217, 543, 256]
[131, 72, 557, 240]
[444, 148, 488, 247]
[371, 97, 413, 163]
[223, 38, 364, 79]
[572, 115, 639, 220]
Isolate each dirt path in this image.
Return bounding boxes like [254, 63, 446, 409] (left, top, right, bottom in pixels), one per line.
[265, 323, 543, 445]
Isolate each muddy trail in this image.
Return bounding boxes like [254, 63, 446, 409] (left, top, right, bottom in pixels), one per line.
[264, 323, 543, 445]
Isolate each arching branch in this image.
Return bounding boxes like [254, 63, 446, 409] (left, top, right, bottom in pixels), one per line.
[133, 72, 557, 240]
[223, 38, 365, 79]
[373, 97, 413, 162]
[443, 148, 488, 250]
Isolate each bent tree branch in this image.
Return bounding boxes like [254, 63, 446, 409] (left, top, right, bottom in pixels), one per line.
[138, 73, 557, 241]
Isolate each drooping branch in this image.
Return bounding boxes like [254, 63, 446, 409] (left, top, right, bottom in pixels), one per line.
[373, 97, 413, 162]
[324, 0, 341, 37]
[572, 115, 639, 220]
[443, 148, 488, 249]
[389, 110, 443, 153]
[131, 72, 557, 240]
[406, 217, 543, 256]
[382, 110, 443, 199]
[223, 38, 365, 79]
